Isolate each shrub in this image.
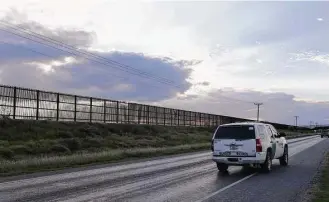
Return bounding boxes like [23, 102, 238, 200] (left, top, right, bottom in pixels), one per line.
[0, 147, 14, 159]
[50, 144, 71, 154]
[10, 145, 32, 155]
[0, 140, 9, 147]
[59, 138, 81, 152]
[57, 131, 74, 138]
[77, 126, 101, 137]
[81, 137, 104, 149]
[131, 125, 149, 135]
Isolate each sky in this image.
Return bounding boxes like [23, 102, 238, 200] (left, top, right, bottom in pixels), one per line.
[0, 0, 329, 126]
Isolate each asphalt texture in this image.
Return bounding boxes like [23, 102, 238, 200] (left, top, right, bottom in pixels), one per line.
[0, 135, 328, 202]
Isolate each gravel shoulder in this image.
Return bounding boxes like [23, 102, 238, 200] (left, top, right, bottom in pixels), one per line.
[298, 148, 329, 202]
[204, 138, 329, 202]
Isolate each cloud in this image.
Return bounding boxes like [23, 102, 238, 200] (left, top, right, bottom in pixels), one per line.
[0, 18, 196, 102]
[25, 56, 80, 74]
[0, 46, 195, 101]
[2, 2, 329, 125]
[290, 51, 329, 66]
[0, 11, 199, 102]
[53, 51, 195, 101]
[1, 9, 96, 48]
[154, 89, 329, 126]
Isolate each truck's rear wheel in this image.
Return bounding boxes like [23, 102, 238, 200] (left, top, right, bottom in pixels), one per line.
[261, 150, 272, 173]
[217, 163, 228, 172]
[279, 146, 288, 166]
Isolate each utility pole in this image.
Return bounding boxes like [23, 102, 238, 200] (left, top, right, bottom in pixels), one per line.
[310, 121, 313, 128]
[294, 116, 299, 127]
[254, 103, 263, 122]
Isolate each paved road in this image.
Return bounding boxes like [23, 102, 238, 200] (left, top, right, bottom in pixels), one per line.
[0, 135, 328, 202]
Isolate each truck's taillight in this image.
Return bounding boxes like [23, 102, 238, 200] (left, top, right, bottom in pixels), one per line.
[211, 139, 214, 152]
[256, 138, 262, 152]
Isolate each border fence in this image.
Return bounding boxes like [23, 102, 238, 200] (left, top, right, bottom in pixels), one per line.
[0, 84, 297, 130]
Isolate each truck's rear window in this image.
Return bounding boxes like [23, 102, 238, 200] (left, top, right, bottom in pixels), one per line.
[214, 125, 255, 140]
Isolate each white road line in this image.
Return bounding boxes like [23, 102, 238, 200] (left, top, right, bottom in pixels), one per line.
[195, 137, 323, 202]
[194, 173, 256, 202]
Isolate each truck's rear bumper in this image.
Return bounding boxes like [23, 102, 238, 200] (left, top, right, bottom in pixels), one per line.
[212, 152, 266, 165]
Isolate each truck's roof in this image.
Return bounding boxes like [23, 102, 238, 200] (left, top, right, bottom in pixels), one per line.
[219, 122, 268, 127]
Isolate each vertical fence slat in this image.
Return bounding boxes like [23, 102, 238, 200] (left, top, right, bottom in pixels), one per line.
[127, 102, 130, 124]
[56, 93, 59, 121]
[74, 96, 77, 122]
[103, 100, 106, 123]
[116, 101, 119, 123]
[89, 97, 92, 122]
[13, 87, 17, 119]
[146, 105, 150, 125]
[155, 107, 158, 125]
[164, 108, 166, 125]
[36, 90, 39, 120]
[170, 109, 173, 126]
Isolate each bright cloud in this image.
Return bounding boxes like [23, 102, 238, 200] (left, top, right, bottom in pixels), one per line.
[25, 56, 79, 74]
[1, 1, 329, 125]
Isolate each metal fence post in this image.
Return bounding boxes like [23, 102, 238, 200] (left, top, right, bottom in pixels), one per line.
[137, 105, 141, 124]
[164, 108, 166, 125]
[103, 100, 106, 123]
[170, 109, 173, 126]
[89, 97, 92, 122]
[127, 102, 130, 124]
[13, 87, 17, 119]
[74, 96, 77, 122]
[193, 113, 196, 127]
[177, 110, 180, 126]
[146, 105, 150, 125]
[36, 90, 39, 120]
[116, 101, 119, 123]
[56, 93, 59, 121]
[155, 107, 158, 125]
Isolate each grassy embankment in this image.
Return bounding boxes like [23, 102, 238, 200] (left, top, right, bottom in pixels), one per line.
[312, 153, 329, 202]
[0, 118, 313, 176]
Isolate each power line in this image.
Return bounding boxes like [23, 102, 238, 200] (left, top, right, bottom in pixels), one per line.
[0, 40, 181, 101]
[0, 39, 254, 104]
[0, 21, 261, 105]
[0, 21, 179, 87]
[0, 39, 257, 105]
[0, 20, 177, 85]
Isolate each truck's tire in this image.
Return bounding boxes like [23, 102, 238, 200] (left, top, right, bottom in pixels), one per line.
[217, 163, 228, 172]
[261, 150, 272, 173]
[279, 146, 288, 166]
[321, 135, 324, 138]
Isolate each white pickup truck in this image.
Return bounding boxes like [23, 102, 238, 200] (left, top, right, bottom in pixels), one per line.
[211, 122, 288, 173]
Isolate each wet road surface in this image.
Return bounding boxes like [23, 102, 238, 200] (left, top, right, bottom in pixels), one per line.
[0, 135, 327, 202]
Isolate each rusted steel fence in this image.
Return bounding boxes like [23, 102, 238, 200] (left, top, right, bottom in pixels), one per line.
[0, 84, 293, 129]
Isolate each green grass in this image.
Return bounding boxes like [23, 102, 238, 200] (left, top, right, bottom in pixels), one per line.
[0, 143, 210, 176]
[313, 154, 329, 202]
[0, 118, 314, 176]
[0, 118, 214, 160]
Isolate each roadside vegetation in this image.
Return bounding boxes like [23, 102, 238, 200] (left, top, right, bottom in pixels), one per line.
[0, 117, 313, 176]
[312, 153, 329, 202]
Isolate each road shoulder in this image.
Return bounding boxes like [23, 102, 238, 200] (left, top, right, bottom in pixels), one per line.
[205, 139, 329, 202]
[298, 150, 329, 202]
